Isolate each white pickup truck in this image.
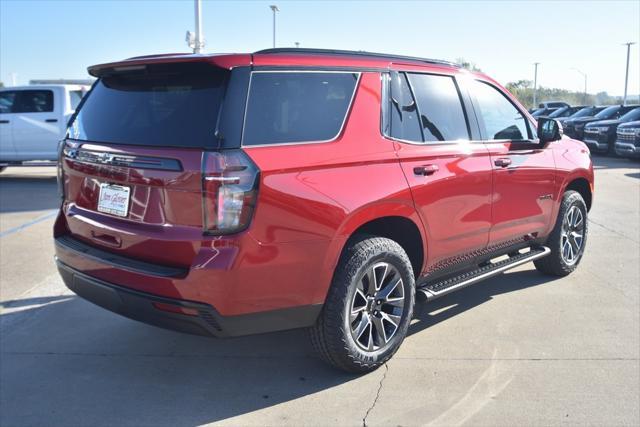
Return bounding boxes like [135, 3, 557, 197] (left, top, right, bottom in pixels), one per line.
[0, 84, 90, 172]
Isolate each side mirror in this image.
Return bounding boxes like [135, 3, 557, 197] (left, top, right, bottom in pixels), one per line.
[537, 117, 563, 146]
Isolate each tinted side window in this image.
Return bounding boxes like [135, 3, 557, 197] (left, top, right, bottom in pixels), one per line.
[471, 81, 529, 141]
[0, 91, 17, 114]
[389, 72, 422, 142]
[407, 73, 469, 142]
[13, 90, 54, 113]
[243, 72, 358, 146]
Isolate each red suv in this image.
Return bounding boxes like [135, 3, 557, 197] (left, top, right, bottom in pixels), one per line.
[54, 49, 594, 372]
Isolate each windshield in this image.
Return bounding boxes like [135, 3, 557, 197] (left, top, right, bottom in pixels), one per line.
[548, 107, 569, 118]
[570, 107, 595, 119]
[594, 106, 620, 119]
[68, 62, 229, 148]
[620, 108, 640, 122]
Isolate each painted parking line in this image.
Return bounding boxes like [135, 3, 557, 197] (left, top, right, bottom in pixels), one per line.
[0, 210, 58, 238]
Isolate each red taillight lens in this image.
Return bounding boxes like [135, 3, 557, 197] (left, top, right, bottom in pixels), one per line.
[202, 150, 259, 235]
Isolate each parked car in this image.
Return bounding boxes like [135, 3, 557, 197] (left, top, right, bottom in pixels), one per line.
[0, 84, 89, 172]
[557, 106, 606, 126]
[548, 105, 588, 120]
[583, 108, 640, 154]
[539, 101, 570, 109]
[614, 120, 640, 159]
[564, 105, 637, 140]
[54, 48, 594, 373]
[532, 107, 560, 118]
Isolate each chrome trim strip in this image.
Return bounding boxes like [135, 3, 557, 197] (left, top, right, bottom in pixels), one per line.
[240, 70, 362, 148]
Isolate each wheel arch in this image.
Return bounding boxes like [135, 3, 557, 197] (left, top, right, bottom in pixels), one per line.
[564, 177, 592, 211]
[315, 201, 428, 305]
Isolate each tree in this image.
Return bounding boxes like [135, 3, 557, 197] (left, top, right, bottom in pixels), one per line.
[455, 57, 482, 72]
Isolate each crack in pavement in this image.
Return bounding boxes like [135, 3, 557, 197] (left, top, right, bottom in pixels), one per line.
[362, 363, 388, 427]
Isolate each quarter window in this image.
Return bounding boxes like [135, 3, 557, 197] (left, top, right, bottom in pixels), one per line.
[243, 72, 358, 146]
[471, 81, 530, 141]
[69, 90, 84, 110]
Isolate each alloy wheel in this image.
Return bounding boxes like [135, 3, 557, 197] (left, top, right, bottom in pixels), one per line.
[561, 205, 585, 265]
[349, 262, 406, 351]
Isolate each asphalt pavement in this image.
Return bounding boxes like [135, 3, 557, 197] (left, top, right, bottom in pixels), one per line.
[1, 157, 638, 426]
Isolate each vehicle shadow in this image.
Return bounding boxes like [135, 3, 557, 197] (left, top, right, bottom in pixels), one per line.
[0, 269, 558, 426]
[0, 174, 59, 213]
[409, 269, 561, 337]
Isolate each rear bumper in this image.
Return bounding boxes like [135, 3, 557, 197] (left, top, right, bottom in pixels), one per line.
[57, 260, 322, 337]
[614, 142, 640, 158]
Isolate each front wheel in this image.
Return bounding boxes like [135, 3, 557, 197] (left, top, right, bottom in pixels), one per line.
[535, 190, 588, 276]
[309, 236, 415, 373]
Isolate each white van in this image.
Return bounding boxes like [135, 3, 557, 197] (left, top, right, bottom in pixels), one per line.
[0, 84, 89, 171]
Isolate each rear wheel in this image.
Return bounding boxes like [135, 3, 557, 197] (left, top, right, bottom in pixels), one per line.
[535, 190, 588, 276]
[309, 236, 415, 373]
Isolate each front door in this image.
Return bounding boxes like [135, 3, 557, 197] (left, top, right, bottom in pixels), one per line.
[468, 79, 557, 246]
[386, 70, 493, 271]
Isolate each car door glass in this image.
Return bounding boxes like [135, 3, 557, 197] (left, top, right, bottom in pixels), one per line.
[0, 91, 17, 114]
[407, 73, 469, 142]
[471, 81, 529, 141]
[389, 72, 422, 142]
[13, 90, 54, 113]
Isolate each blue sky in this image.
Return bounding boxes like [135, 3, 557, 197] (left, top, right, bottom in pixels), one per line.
[1, 0, 638, 96]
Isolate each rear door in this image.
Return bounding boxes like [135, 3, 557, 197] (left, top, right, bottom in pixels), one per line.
[387, 70, 493, 271]
[0, 90, 17, 160]
[468, 79, 557, 246]
[12, 88, 63, 160]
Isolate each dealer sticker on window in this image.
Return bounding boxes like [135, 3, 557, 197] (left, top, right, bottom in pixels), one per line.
[97, 183, 130, 218]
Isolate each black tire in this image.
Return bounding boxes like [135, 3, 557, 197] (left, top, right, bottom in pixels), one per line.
[309, 236, 415, 373]
[535, 190, 588, 276]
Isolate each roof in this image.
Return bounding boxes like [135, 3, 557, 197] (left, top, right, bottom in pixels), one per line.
[88, 48, 461, 77]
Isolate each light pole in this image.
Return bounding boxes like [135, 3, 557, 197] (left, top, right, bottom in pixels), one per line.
[295, 42, 300, 48]
[270, 5, 279, 48]
[622, 42, 636, 106]
[186, 0, 204, 53]
[572, 68, 587, 104]
[533, 62, 540, 108]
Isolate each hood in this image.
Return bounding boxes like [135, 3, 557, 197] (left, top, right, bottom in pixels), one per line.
[585, 119, 621, 128]
[618, 120, 640, 129]
[569, 117, 599, 125]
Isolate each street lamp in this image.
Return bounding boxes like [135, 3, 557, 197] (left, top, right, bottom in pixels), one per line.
[533, 62, 540, 108]
[270, 5, 279, 48]
[622, 42, 636, 106]
[571, 68, 587, 104]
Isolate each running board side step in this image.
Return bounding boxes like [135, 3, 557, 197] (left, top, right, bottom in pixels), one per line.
[417, 246, 551, 301]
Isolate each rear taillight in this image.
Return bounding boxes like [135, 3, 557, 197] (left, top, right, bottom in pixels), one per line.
[202, 150, 259, 235]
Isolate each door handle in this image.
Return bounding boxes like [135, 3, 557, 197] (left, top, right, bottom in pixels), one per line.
[494, 158, 512, 168]
[0, 120, 9, 124]
[414, 164, 439, 176]
[45, 119, 58, 123]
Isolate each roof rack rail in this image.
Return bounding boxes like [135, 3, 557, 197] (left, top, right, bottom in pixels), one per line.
[254, 48, 460, 68]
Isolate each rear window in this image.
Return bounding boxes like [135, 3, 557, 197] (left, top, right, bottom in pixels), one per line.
[242, 71, 359, 146]
[69, 63, 229, 148]
[69, 90, 84, 110]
